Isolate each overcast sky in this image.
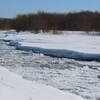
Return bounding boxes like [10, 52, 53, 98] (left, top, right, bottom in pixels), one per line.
[0, 0, 100, 18]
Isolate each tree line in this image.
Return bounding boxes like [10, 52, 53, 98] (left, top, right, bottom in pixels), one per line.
[0, 11, 100, 32]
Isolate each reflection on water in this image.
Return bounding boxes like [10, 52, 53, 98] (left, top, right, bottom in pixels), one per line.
[0, 40, 100, 100]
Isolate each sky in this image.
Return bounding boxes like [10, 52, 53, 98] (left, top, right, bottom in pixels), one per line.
[0, 0, 100, 18]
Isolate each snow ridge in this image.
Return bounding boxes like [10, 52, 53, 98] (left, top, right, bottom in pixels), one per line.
[15, 45, 100, 61]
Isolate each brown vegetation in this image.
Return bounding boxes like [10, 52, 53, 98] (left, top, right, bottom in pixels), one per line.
[1, 11, 100, 33]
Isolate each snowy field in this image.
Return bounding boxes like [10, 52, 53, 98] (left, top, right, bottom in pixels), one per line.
[1, 31, 100, 61]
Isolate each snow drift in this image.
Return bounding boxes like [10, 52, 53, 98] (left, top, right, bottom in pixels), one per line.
[0, 66, 85, 100]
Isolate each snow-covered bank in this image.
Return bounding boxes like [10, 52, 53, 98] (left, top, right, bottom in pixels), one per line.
[1, 31, 100, 61]
[0, 66, 85, 100]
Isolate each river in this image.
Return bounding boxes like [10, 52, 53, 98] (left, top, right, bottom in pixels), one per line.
[0, 39, 100, 100]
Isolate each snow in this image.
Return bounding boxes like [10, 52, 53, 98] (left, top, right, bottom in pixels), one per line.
[1, 31, 100, 61]
[0, 66, 85, 100]
[0, 31, 100, 100]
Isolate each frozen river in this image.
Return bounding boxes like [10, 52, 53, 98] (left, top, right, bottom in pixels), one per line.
[0, 40, 100, 100]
